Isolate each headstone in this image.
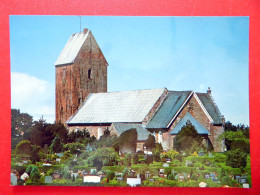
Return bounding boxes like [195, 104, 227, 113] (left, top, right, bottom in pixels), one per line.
[84, 175, 101, 183]
[185, 160, 192, 167]
[179, 175, 185, 181]
[10, 173, 17, 185]
[127, 178, 141, 187]
[145, 171, 150, 179]
[149, 179, 154, 182]
[137, 174, 140, 178]
[44, 176, 52, 183]
[243, 183, 250, 188]
[238, 177, 247, 184]
[90, 169, 97, 174]
[117, 177, 123, 181]
[208, 152, 213, 157]
[23, 160, 28, 164]
[199, 182, 207, 187]
[56, 158, 61, 163]
[160, 169, 164, 173]
[163, 163, 169, 167]
[234, 175, 241, 180]
[56, 153, 64, 157]
[205, 174, 210, 179]
[175, 175, 178, 180]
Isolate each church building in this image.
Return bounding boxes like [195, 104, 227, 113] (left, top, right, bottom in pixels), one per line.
[55, 29, 225, 152]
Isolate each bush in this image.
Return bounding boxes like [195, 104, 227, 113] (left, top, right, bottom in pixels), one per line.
[106, 170, 115, 183]
[144, 135, 156, 150]
[164, 167, 172, 178]
[15, 140, 32, 155]
[133, 153, 138, 165]
[26, 165, 41, 182]
[146, 155, 153, 165]
[124, 154, 131, 166]
[168, 174, 175, 180]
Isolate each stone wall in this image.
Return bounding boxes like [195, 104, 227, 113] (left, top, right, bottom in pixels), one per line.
[55, 30, 108, 124]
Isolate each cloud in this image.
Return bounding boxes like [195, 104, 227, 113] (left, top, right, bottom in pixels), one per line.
[11, 72, 55, 123]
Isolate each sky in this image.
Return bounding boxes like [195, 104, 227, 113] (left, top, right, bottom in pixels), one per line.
[10, 16, 249, 125]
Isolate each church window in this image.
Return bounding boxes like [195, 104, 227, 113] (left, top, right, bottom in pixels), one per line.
[88, 69, 92, 79]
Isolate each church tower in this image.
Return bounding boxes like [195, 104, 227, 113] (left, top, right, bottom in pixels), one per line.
[54, 28, 108, 124]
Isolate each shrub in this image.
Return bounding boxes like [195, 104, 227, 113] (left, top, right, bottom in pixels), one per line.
[133, 153, 138, 165]
[106, 170, 115, 183]
[49, 135, 63, 154]
[146, 155, 153, 165]
[164, 167, 172, 178]
[144, 135, 156, 150]
[168, 174, 175, 180]
[15, 140, 32, 155]
[124, 154, 131, 166]
[26, 165, 41, 182]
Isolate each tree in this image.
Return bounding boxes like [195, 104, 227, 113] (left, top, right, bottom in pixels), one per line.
[173, 122, 203, 153]
[164, 167, 172, 179]
[144, 134, 156, 150]
[46, 122, 68, 144]
[219, 129, 250, 153]
[11, 109, 33, 138]
[30, 145, 41, 163]
[63, 142, 85, 154]
[86, 147, 118, 170]
[226, 149, 247, 168]
[115, 128, 137, 153]
[49, 135, 64, 154]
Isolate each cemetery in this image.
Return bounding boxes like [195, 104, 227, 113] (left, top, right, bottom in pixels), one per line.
[11, 134, 251, 187]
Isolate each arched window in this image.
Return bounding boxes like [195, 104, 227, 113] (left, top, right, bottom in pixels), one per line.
[88, 69, 92, 79]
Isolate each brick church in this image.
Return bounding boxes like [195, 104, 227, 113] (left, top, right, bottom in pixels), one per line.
[55, 29, 225, 152]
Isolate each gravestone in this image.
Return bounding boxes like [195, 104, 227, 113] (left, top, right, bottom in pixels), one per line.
[90, 169, 97, 174]
[163, 163, 169, 167]
[208, 152, 213, 157]
[149, 179, 154, 182]
[205, 174, 210, 179]
[127, 178, 141, 187]
[234, 175, 241, 180]
[45, 176, 52, 183]
[117, 177, 123, 181]
[179, 175, 185, 181]
[137, 174, 140, 178]
[160, 169, 164, 173]
[10, 173, 17, 185]
[185, 160, 192, 167]
[56, 158, 61, 163]
[145, 171, 150, 178]
[238, 177, 247, 184]
[243, 183, 249, 188]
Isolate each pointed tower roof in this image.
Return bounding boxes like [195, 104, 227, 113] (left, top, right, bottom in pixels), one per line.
[54, 29, 90, 66]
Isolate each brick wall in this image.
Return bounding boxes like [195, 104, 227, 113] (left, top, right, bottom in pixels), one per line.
[56, 31, 108, 123]
[168, 94, 223, 152]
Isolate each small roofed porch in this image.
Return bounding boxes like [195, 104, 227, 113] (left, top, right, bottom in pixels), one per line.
[170, 112, 212, 151]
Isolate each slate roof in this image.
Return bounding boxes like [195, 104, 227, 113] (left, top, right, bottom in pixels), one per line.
[67, 88, 166, 124]
[113, 123, 151, 141]
[170, 112, 210, 135]
[196, 93, 223, 124]
[146, 91, 192, 129]
[54, 30, 90, 66]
